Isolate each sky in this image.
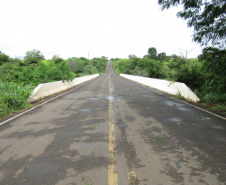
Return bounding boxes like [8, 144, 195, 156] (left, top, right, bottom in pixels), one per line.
[0, 0, 202, 59]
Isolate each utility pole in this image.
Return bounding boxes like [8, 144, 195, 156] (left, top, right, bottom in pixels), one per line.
[88, 53, 89, 59]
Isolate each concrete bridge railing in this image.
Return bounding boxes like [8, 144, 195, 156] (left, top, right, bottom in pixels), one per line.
[120, 74, 200, 102]
[28, 74, 99, 102]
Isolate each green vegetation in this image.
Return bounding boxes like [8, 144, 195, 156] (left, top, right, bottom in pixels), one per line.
[172, 91, 185, 100]
[67, 56, 108, 77]
[111, 46, 226, 112]
[0, 50, 108, 118]
[82, 178, 93, 185]
[156, 0, 226, 112]
[156, 137, 167, 144]
[90, 123, 101, 128]
[158, 0, 225, 47]
[0, 82, 34, 118]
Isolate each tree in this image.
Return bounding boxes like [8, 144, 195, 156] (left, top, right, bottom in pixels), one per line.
[147, 47, 158, 60]
[158, 0, 226, 48]
[24, 49, 45, 65]
[0, 52, 9, 65]
[52, 55, 63, 64]
[128, 54, 137, 59]
[128, 54, 138, 68]
[158, 52, 167, 62]
[198, 47, 226, 77]
[9, 58, 21, 63]
[79, 57, 87, 61]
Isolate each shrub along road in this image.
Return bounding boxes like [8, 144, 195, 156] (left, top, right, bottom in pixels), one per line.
[0, 62, 225, 185]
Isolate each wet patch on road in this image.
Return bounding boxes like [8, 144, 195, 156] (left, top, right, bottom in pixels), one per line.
[105, 96, 121, 102]
[25, 121, 41, 126]
[163, 100, 184, 107]
[163, 100, 193, 113]
[211, 125, 224, 130]
[133, 158, 141, 163]
[86, 97, 102, 101]
[85, 96, 122, 102]
[117, 121, 128, 128]
[168, 117, 183, 123]
[175, 161, 182, 169]
[79, 108, 92, 113]
[125, 116, 135, 122]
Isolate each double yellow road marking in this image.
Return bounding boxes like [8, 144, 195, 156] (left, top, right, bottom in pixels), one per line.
[108, 73, 118, 185]
[108, 70, 137, 185]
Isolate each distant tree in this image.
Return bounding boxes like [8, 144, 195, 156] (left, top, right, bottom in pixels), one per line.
[67, 58, 85, 74]
[158, 0, 226, 48]
[0, 52, 9, 65]
[79, 57, 87, 61]
[158, 52, 167, 62]
[24, 49, 45, 65]
[143, 55, 149, 59]
[168, 54, 186, 69]
[128, 54, 138, 69]
[52, 55, 63, 64]
[101, 56, 108, 59]
[148, 47, 158, 60]
[9, 58, 21, 63]
[128, 54, 137, 59]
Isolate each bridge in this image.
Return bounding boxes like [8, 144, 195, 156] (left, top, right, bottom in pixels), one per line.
[0, 62, 225, 185]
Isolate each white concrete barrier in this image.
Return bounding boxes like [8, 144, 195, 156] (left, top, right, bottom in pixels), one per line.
[28, 74, 99, 102]
[120, 74, 200, 102]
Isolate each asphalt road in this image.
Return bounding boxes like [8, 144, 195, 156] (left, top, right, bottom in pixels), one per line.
[0, 62, 225, 185]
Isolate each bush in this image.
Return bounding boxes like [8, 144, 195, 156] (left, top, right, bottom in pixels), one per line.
[0, 62, 23, 83]
[32, 61, 75, 85]
[67, 57, 108, 76]
[0, 82, 34, 118]
[0, 52, 9, 65]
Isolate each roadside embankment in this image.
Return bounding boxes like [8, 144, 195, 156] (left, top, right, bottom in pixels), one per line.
[120, 74, 200, 102]
[28, 74, 99, 102]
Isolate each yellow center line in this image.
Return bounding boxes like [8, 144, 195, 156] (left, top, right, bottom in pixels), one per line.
[108, 66, 137, 185]
[128, 170, 137, 184]
[108, 73, 118, 185]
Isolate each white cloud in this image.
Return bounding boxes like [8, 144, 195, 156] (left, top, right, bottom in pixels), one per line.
[0, 0, 202, 59]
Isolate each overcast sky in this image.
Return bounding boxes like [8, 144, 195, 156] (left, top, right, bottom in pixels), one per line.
[0, 0, 202, 59]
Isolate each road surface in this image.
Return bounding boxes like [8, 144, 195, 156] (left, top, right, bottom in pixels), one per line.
[0, 62, 225, 185]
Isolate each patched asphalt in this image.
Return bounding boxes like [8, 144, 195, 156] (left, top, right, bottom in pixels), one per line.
[0, 62, 225, 185]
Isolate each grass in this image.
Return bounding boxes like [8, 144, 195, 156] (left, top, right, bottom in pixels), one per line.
[156, 137, 167, 144]
[172, 91, 185, 100]
[90, 123, 100, 128]
[198, 102, 226, 115]
[0, 82, 34, 118]
[198, 116, 211, 120]
[82, 178, 93, 185]
[212, 104, 226, 113]
[172, 90, 226, 115]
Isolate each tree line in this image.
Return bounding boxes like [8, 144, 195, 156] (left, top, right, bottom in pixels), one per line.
[0, 49, 108, 86]
[0, 49, 108, 118]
